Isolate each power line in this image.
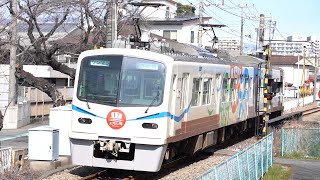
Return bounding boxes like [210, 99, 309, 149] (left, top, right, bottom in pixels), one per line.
[275, 26, 287, 41]
[205, 0, 259, 22]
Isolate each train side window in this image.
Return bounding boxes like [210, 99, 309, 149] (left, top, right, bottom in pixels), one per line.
[192, 78, 201, 106]
[180, 73, 189, 109]
[221, 77, 228, 102]
[202, 78, 212, 105]
[230, 78, 236, 101]
[249, 77, 253, 98]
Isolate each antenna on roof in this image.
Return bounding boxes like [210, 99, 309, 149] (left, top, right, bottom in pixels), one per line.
[128, 2, 166, 50]
[199, 23, 226, 51]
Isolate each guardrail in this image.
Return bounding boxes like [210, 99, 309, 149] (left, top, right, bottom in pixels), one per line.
[0, 147, 12, 172]
[195, 133, 273, 180]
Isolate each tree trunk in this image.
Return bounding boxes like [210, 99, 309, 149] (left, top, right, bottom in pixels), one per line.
[0, 110, 3, 131]
[47, 58, 76, 79]
[15, 65, 65, 107]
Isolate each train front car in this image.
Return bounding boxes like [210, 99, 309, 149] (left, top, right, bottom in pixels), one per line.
[70, 49, 173, 172]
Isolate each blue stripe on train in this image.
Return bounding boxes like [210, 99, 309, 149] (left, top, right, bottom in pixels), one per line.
[71, 101, 192, 122]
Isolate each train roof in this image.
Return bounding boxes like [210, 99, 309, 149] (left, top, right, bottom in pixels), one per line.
[166, 53, 265, 67]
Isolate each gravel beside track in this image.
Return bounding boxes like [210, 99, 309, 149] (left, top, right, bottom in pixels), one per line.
[42, 136, 258, 180]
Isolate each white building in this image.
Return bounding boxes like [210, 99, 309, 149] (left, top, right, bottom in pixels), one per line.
[271, 35, 320, 56]
[141, 0, 177, 19]
[140, 0, 211, 47]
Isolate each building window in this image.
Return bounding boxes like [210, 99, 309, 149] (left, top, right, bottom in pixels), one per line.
[163, 30, 177, 41]
[166, 7, 169, 18]
[192, 78, 201, 106]
[191, 31, 194, 43]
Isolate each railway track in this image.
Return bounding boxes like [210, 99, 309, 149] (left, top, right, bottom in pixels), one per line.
[302, 107, 320, 116]
[78, 131, 254, 180]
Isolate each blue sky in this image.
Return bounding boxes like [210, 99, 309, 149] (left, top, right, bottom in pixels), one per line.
[178, 0, 320, 42]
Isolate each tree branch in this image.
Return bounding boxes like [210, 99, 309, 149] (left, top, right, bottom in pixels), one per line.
[15, 64, 65, 107]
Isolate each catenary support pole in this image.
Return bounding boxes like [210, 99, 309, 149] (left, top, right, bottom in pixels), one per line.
[9, 0, 18, 106]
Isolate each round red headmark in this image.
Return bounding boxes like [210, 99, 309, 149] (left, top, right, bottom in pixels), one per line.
[106, 109, 126, 130]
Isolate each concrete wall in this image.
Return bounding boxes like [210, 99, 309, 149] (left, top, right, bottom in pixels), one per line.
[284, 95, 314, 111]
[22, 87, 73, 118]
[0, 65, 9, 108]
[0, 101, 31, 129]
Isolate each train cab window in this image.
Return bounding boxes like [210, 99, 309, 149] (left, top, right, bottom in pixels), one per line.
[202, 78, 212, 105]
[77, 55, 165, 107]
[192, 78, 201, 106]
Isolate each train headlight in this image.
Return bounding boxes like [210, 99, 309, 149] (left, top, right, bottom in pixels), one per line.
[78, 118, 92, 124]
[142, 123, 158, 129]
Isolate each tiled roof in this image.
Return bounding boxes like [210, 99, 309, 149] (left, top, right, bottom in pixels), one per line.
[269, 55, 299, 65]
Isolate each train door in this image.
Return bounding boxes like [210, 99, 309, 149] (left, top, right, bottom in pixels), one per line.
[169, 73, 189, 136]
[180, 73, 189, 134]
[215, 74, 222, 114]
[169, 74, 178, 136]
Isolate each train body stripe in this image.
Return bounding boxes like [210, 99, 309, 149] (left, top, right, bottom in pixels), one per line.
[72, 105, 104, 119]
[71, 101, 192, 122]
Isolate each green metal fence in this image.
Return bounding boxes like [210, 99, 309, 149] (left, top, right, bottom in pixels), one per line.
[281, 128, 320, 158]
[195, 133, 273, 180]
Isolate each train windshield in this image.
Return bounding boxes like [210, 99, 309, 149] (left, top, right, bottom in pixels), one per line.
[77, 55, 165, 107]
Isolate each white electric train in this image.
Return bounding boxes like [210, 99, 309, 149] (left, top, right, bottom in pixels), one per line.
[70, 48, 283, 172]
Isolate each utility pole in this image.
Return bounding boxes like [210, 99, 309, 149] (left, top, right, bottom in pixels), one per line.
[312, 41, 318, 102]
[258, 14, 265, 58]
[240, 4, 244, 55]
[268, 18, 272, 44]
[302, 46, 306, 106]
[106, 0, 117, 48]
[9, 0, 17, 107]
[199, 0, 203, 47]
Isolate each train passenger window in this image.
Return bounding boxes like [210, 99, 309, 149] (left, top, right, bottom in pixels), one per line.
[230, 79, 237, 101]
[221, 77, 228, 102]
[249, 77, 253, 98]
[202, 78, 212, 105]
[192, 78, 201, 106]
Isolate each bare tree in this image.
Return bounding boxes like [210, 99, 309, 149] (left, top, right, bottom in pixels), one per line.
[0, 0, 140, 107]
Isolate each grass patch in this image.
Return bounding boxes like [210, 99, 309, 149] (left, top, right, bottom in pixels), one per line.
[263, 164, 292, 180]
[284, 152, 320, 160]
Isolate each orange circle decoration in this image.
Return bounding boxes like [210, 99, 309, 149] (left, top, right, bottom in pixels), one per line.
[106, 109, 126, 130]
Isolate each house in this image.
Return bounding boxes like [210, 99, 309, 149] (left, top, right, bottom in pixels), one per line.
[269, 55, 315, 88]
[140, 0, 211, 46]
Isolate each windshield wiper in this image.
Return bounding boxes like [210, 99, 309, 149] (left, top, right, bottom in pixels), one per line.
[145, 91, 160, 113]
[84, 84, 91, 109]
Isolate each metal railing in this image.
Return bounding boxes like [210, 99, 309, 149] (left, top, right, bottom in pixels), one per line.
[195, 133, 273, 180]
[282, 128, 320, 158]
[0, 147, 12, 172]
